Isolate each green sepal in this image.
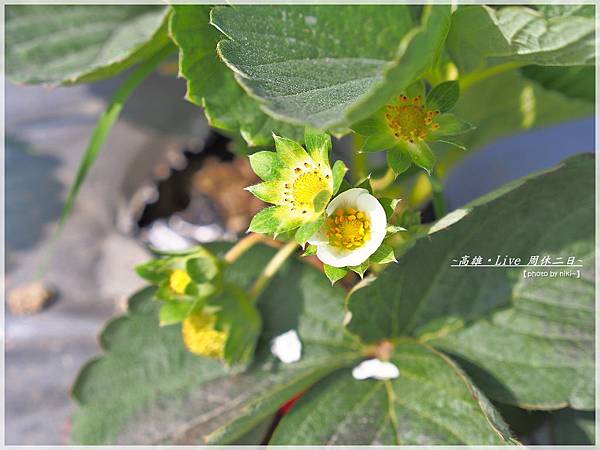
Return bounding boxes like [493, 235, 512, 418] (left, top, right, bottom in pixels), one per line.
[405, 80, 426, 99]
[386, 225, 407, 237]
[323, 264, 348, 285]
[399, 209, 422, 229]
[354, 175, 373, 194]
[185, 248, 220, 283]
[246, 181, 284, 204]
[159, 301, 193, 327]
[348, 260, 370, 278]
[295, 214, 325, 244]
[210, 284, 262, 367]
[350, 115, 387, 136]
[426, 80, 459, 113]
[369, 243, 397, 264]
[387, 147, 412, 176]
[248, 206, 301, 236]
[312, 190, 331, 213]
[430, 113, 475, 137]
[304, 127, 331, 164]
[135, 258, 175, 284]
[432, 135, 468, 151]
[332, 160, 348, 194]
[396, 140, 436, 174]
[302, 244, 318, 256]
[379, 198, 401, 218]
[337, 179, 352, 194]
[362, 132, 396, 153]
[248, 151, 282, 181]
[273, 134, 311, 166]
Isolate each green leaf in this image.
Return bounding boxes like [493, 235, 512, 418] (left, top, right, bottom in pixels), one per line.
[370, 243, 397, 264]
[387, 147, 412, 176]
[425, 80, 459, 112]
[331, 160, 348, 194]
[346, 154, 594, 410]
[169, 5, 303, 147]
[211, 285, 261, 367]
[447, 5, 595, 74]
[159, 301, 192, 326]
[72, 244, 361, 444]
[211, 5, 451, 129]
[323, 264, 349, 285]
[295, 215, 325, 245]
[271, 342, 514, 445]
[521, 65, 594, 104]
[6, 5, 171, 85]
[550, 409, 595, 445]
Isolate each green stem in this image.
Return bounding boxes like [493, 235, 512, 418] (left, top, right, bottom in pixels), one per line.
[249, 241, 298, 300]
[459, 61, 525, 91]
[38, 44, 175, 277]
[224, 233, 264, 264]
[351, 134, 368, 182]
[430, 170, 447, 219]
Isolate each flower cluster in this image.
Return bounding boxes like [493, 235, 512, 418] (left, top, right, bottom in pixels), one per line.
[351, 81, 474, 175]
[246, 130, 404, 284]
[136, 246, 260, 365]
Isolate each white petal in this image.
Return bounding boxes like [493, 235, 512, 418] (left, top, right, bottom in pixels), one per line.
[270, 330, 302, 364]
[352, 358, 400, 380]
[326, 188, 368, 215]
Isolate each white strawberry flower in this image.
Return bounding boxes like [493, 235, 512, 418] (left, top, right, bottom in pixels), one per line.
[308, 188, 387, 268]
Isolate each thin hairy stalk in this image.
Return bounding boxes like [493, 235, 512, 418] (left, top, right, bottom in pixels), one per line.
[223, 233, 265, 264]
[249, 241, 298, 300]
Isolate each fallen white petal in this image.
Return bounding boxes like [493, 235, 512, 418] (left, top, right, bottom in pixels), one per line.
[352, 358, 400, 380]
[270, 329, 302, 363]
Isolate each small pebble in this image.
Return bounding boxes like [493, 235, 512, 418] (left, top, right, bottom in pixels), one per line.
[7, 281, 55, 315]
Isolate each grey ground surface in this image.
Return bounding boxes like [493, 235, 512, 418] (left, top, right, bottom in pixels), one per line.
[5, 71, 208, 444]
[4, 70, 593, 444]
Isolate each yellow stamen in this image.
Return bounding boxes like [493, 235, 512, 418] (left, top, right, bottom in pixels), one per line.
[169, 269, 191, 295]
[325, 207, 371, 250]
[182, 312, 227, 358]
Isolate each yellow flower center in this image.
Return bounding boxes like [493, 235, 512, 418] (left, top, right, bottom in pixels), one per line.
[169, 269, 191, 295]
[326, 207, 371, 250]
[385, 95, 440, 143]
[182, 312, 227, 358]
[284, 162, 331, 214]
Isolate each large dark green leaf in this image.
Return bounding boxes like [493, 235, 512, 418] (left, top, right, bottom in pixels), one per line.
[6, 5, 171, 85]
[71, 244, 361, 444]
[169, 5, 303, 147]
[271, 342, 515, 445]
[347, 154, 594, 409]
[447, 5, 595, 73]
[211, 5, 451, 129]
[521, 65, 594, 104]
